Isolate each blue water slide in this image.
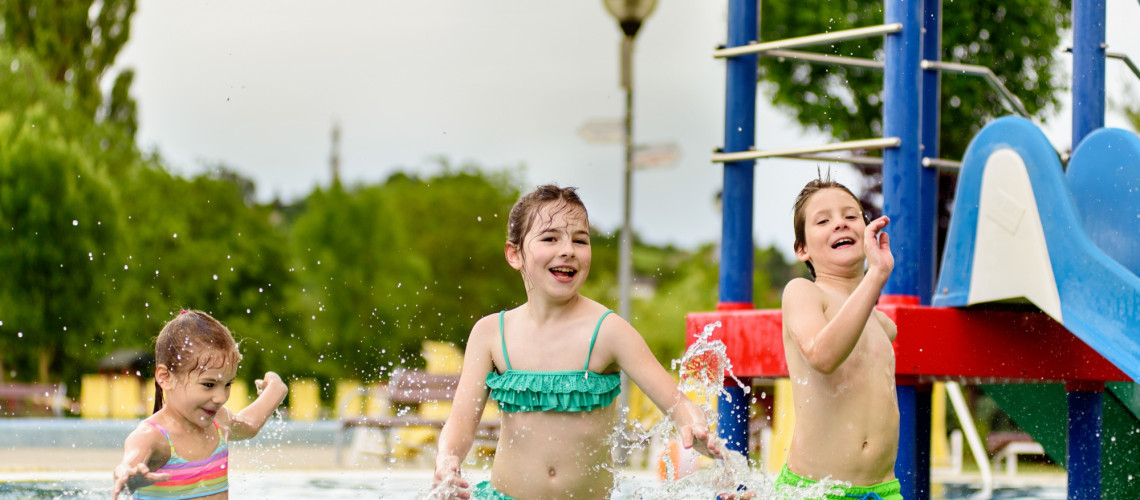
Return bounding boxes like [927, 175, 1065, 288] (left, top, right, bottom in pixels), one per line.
[933, 116, 1140, 382]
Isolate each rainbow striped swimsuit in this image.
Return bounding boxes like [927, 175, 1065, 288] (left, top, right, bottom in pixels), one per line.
[133, 420, 228, 499]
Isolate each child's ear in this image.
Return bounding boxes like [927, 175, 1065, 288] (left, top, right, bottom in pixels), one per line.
[794, 245, 811, 264]
[504, 242, 523, 271]
[155, 364, 174, 390]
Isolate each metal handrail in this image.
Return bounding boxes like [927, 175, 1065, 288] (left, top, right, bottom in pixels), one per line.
[1107, 51, 1140, 82]
[713, 24, 902, 59]
[921, 60, 1030, 117]
[760, 49, 884, 70]
[922, 157, 963, 169]
[783, 153, 884, 166]
[711, 137, 899, 163]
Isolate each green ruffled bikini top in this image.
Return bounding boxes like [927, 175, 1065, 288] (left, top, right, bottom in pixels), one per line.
[485, 309, 622, 413]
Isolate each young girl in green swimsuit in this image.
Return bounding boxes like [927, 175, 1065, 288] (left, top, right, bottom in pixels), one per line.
[431, 185, 727, 500]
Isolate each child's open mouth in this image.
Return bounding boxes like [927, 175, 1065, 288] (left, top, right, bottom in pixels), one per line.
[831, 238, 855, 249]
[550, 267, 577, 280]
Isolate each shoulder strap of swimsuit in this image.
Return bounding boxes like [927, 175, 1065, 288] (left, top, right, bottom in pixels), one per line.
[146, 421, 176, 455]
[584, 310, 614, 370]
[213, 419, 227, 446]
[498, 310, 512, 371]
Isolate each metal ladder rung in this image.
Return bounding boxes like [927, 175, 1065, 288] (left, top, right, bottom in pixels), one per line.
[713, 24, 902, 59]
[712, 137, 900, 163]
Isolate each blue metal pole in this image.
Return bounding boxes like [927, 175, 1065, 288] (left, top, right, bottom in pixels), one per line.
[1069, 2, 1106, 498]
[882, 0, 929, 303]
[895, 384, 932, 499]
[718, 385, 750, 454]
[884, 0, 928, 497]
[917, 0, 941, 307]
[1072, 0, 1106, 148]
[1067, 387, 1103, 500]
[901, 4, 942, 498]
[717, 0, 757, 454]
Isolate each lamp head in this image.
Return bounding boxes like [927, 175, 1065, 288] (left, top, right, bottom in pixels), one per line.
[603, 0, 658, 37]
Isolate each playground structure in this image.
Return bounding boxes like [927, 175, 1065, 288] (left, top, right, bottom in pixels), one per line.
[690, 1, 1140, 499]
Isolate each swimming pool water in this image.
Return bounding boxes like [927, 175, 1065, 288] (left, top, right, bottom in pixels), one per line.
[0, 471, 1066, 499]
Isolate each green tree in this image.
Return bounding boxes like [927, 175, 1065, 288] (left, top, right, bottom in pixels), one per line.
[287, 165, 521, 382]
[632, 244, 801, 365]
[1, 0, 138, 135]
[0, 104, 122, 383]
[758, 0, 1069, 161]
[107, 163, 302, 380]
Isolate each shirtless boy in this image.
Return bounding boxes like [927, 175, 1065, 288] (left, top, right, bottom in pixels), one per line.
[778, 177, 902, 499]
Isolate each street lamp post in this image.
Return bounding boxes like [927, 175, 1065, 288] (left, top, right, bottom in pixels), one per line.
[603, 0, 656, 465]
[603, 0, 656, 323]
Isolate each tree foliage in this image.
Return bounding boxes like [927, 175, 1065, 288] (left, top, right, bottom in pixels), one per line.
[0, 96, 122, 382]
[758, 0, 1070, 161]
[1, 0, 138, 134]
[286, 165, 522, 382]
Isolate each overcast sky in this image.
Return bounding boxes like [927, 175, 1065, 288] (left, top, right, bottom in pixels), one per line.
[114, 1, 1140, 257]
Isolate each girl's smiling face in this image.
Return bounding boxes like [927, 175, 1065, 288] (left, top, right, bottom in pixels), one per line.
[795, 187, 867, 275]
[157, 352, 237, 427]
[507, 201, 591, 300]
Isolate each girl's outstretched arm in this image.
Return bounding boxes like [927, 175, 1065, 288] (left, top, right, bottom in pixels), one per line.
[227, 371, 288, 441]
[433, 316, 496, 499]
[608, 315, 724, 460]
[111, 425, 170, 499]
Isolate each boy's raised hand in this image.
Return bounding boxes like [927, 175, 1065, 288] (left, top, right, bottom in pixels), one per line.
[111, 463, 171, 499]
[864, 216, 893, 278]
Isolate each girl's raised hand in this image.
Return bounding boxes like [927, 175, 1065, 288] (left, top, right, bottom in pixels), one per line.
[680, 421, 725, 460]
[863, 216, 893, 278]
[255, 371, 286, 396]
[111, 463, 171, 499]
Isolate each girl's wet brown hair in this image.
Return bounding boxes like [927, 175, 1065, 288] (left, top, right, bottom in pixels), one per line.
[152, 310, 242, 413]
[792, 173, 865, 279]
[506, 184, 588, 257]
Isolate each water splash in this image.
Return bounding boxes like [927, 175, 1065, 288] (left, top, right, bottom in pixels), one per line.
[673, 321, 749, 404]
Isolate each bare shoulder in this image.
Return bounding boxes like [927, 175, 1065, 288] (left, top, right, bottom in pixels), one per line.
[874, 309, 898, 341]
[592, 302, 638, 341]
[214, 406, 236, 435]
[124, 418, 169, 461]
[466, 312, 506, 347]
[782, 277, 824, 307]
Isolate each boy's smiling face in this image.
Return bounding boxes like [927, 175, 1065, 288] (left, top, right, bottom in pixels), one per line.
[795, 187, 867, 275]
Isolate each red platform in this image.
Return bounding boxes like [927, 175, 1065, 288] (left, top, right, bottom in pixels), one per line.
[685, 305, 1129, 383]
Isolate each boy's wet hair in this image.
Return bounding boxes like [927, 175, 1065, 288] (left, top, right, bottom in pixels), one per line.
[792, 172, 865, 279]
[152, 310, 242, 413]
[506, 184, 589, 260]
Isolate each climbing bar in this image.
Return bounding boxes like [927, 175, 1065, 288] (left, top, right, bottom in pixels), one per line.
[1107, 52, 1140, 82]
[713, 24, 902, 59]
[783, 153, 884, 166]
[922, 157, 962, 169]
[711, 137, 899, 163]
[759, 49, 884, 70]
[920, 60, 1030, 117]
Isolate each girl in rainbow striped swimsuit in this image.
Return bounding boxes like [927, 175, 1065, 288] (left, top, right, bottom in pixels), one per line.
[112, 310, 288, 499]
